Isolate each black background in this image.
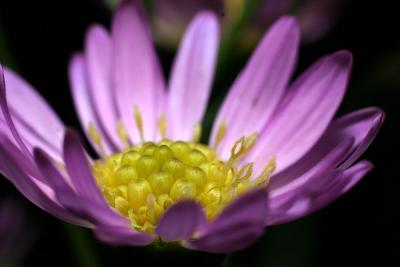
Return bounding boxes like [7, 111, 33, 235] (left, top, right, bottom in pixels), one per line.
[0, 0, 399, 266]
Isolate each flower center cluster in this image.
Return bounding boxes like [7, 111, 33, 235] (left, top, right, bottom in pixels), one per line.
[93, 138, 275, 233]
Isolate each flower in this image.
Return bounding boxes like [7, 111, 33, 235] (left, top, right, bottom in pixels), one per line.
[0, 0, 383, 253]
[0, 198, 35, 266]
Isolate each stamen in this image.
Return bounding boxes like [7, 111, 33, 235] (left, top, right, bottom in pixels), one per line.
[243, 133, 258, 153]
[192, 123, 202, 143]
[158, 114, 167, 139]
[214, 121, 227, 148]
[88, 122, 105, 156]
[254, 156, 276, 188]
[133, 106, 145, 143]
[116, 120, 130, 148]
[228, 136, 246, 166]
[93, 137, 276, 234]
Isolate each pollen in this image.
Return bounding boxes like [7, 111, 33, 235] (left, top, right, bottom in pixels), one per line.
[93, 137, 275, 234]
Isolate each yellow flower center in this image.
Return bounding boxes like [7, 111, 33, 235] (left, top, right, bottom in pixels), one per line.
[90, 108, 275, 233]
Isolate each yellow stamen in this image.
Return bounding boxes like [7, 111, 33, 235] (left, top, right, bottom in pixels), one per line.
[93, 136, 275, 234]
[214, 121, 227, 148]
[116, 120, 130, 148]
[254, 156, 276, 188]
[192, 123, 202, 143]
[88, 122, 105, 156]
[133, 106, 145, 143]
[158, 114, 167, 139]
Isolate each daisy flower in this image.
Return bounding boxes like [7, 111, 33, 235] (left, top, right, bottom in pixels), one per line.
[0, 0, 383, 253]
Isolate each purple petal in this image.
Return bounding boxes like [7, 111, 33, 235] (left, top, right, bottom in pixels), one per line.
[0, 66, 65, 160]
[0, 134, 84, 225]
[156, 200, 206, 242]
[95, 224, 154, 246]
[85, 25, 123, 149]
[68, 54, 118, 155]
[211, 17, 300, 159]
[168, 11, 219, 140]
[62, 128, 105, 205]
[186, 189, 267, 253]
[269, 160, 373, 225]
[250, 50, 353, 173]
[270, 107, 384, 192]
[112, 0, 166, 142]
[333, 107, 385, 169]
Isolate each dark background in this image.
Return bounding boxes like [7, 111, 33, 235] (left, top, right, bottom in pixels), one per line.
[0, 0, 399, 266]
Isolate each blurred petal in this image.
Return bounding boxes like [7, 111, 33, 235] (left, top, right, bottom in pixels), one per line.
[0, 134, 82, 224]
[95, 224, 154, 246]
[112, 0, 166, 142]
[186, 189, 267, 253]
[0, 67, 65, 160]
[156, 200, 206, 242]
[68, 54, 118, 155]
[250, 51, 352, 173]
[62, 129, 105, 205]
[85, 25, 123, 149]
[168, 11, 219, 140]
[211, 17, 300, 158]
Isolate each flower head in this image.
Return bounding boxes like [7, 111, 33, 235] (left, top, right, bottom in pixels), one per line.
[0, 0, 383, 253]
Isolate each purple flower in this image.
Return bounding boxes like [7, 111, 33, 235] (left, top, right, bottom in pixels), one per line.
[0, 0, 383, 253]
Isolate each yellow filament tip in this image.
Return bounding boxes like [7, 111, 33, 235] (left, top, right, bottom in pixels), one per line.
[88, 122, 105, 156]
[134, 106, 145, 143]
[192, 123, 202, 143]
[116, 120, 130, 147]
[158, 114, 167, 139]
[214, 121, 227, 148]
[255, 156, 276, 188]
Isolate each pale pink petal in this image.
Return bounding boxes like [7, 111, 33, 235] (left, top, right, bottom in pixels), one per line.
[112, 0, 166, 143]
[0, 66, 64, 160]
[168, 11, 219, 140]
[85, 24, 123, 149]
[210, 17, 300, 158]
[68, 54, 118, 155]
[250, 50, 352, 173]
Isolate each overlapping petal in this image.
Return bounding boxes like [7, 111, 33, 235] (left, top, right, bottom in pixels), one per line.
[168, 11, 219, 140]
[112, 0, 166, 142]
[249, 50, 352, 173]
[211, 17, 300, 158]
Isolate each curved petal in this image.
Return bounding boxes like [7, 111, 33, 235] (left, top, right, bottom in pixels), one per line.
[85, 24, 123, 149]
[156, 200, 206, 242]
[0, 66, 64, 160]
[0, 134, 82, 225]
[95, 224, 154, 246]
[269, 160, 373, 225]
[168, 11, 219, 140]
[62, 129, 105, 205]
[112, 0, 166, 143]
[186, 189, 267, 253]
[211, 17, 300, 158]
[68, 54, 117, 155]
[269, 107, 384, 191]
[334, 107, 385, 169]
[250, 50, 353, 173]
